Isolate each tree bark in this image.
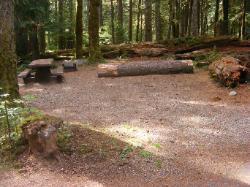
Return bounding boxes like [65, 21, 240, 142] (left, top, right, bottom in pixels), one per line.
[58, 0, 65, 49]
[136, 0, 142, 42]
[214, 0, 220, 36]
[98, 60, 194, 77]
[88, 0, 102, 63]
[145, 0, 152, 41]
[191, 0, 199, 36]
[240, 0, 246, 40]
[222, 0, 229, 35]
[0, 1, 19, 97]
[76, 0, 83, 59]
[116, 0, 124, 43]
[155, 0, 162, 42]
[129, 0, 133, 42]
[110, 0, 115, 43]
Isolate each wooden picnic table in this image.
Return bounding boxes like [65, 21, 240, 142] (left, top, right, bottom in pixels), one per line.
[28, 58, 54, 81]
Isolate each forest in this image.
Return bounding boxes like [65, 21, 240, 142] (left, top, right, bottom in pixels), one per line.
[0, 0, 250, 186]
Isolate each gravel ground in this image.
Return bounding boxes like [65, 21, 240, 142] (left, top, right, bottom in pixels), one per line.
[1, 65, 250, 187]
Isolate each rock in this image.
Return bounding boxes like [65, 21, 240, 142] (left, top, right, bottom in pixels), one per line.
[229, 91, 237, 96]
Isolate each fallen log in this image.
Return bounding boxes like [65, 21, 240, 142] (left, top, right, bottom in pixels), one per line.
[209, 56, 248, 87]
[98, 60, 194, 77]
[175, 37, 239, 54]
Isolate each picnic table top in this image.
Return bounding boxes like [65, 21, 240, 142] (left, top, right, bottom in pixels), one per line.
[29, 58, 54, 68]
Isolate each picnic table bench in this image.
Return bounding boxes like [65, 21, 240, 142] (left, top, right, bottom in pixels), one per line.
[18, 69, 32, 84]
[18, 58, 64, 83]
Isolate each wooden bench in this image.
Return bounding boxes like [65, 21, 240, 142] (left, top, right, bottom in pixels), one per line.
[18, 69, 32, 84]
[51, 67, 64, 83]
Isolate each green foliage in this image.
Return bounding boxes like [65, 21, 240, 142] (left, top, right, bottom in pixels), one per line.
[57, 125, 73, 155]
[100, 26, 112, 45]
[0, 89, 43, 164]
[155, 159, 162, 169]
[153, 143, 161, 149]
[120, 145, 134, 160]
[139, 150, 153, 159]
[194, 49, 222, 66]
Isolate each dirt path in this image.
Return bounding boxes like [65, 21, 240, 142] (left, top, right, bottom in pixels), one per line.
[1, 65, 250, 187]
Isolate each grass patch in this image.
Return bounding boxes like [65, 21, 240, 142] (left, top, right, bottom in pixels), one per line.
[155, 160, 162, 169]
[57, 125, 73, 155]
[120, 145, 134, 160]
[153, 143, 161, 149]
[139, 150, 153, 159]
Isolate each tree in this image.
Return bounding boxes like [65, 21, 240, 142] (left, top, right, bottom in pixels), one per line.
[191, 0, 199, 36]
[76, 0, 83, 59]
[88, 0, 102, 63]
[58, 0, 65, 49]
[222, 0, 229, 35]
[240, 0, 246, 39]
[155, 0, 162, 42]
[214, 0, 220, 36]
[129, 0, 133, 42]
[117, 0, 124, 43]
[110, 0, 115, 43]
[145, 0, 152, 41]
[136, 0, 142, 42]
[0, 1, 19, 97]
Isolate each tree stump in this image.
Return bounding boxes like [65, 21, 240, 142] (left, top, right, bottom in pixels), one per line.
[22, 116, 63, 158]
[209, 56, 248, 87]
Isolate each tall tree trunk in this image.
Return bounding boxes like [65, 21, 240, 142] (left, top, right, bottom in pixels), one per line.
[0, 1, 19, 97]
[222, 0, 229, 35]
[110, 0, 115, 43]
[191, 0, 199, 36]
[117, 0, 124, 43]
[76, 0, 83, 59]
[39, 27, 46, 55]
[136, 0, 142, 42]
[214, 0, 220, 36]
[88, 0, 102, 63]
[129, 0, 133, 42]
[155, 0, 162, 42]
[99, 0, 104, 27]
[140, 0, 143, 42]
[30, 25, 40, 60]
[240, 0, 246, 39]
[58, 0, 65, 49]
[69, 0, 75, 49]
[145, 0, 152, 41]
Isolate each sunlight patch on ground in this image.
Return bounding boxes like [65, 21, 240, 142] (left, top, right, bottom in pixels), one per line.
[234, 162, 250, 185]
[22, 87, 44, 93]
[105, 121, 159, 147]
[170, 99, 229, 108]
[62, 86, 72, 91]
[190, 156, 250, 185]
